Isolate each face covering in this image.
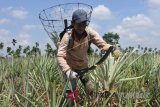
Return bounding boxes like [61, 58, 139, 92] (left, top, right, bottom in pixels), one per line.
[76, 30, 84, 35]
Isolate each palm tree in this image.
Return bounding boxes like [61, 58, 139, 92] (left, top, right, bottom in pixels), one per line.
[14, 49, 21, 57]
[141, 47, 143, 51]
[138, 44, 141, 53]
[138, 44, 141, 49]
[12, 39, 17, 46]
[0, 42, 4, 50]
[144, 47, 148, 53]
[35, 42, 41, 55]
[18, 45, 22, 50]
[128, 46, 134, 52]
[35, 42, 39, 47]
[154, 48, 157, 54]
[31, 42, 41, 56]
[148, 48, 152, 53]
[13, 45, 22, 57]
[0, 42, 4, 57]
[45, 43, 52, 56]
[7, 47, 13, 55]
[23, 45, 30, 56]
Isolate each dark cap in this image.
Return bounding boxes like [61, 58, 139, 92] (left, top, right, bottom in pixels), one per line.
[72, 9, 88, 23]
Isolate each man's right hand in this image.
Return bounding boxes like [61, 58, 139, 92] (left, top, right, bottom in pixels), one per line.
[66, 70, 78, 79]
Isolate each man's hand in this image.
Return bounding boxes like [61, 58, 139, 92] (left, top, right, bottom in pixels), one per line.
[101, 45, 122, 59]
[66, 70, 78, 79]
[101, 44, 112, 54]
[112, 47, 122, 60]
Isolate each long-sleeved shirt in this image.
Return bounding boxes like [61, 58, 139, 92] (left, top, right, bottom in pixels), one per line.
[57, 27, 111, 73]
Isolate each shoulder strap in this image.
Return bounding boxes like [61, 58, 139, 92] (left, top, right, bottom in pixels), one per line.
[85, 27, 92, 46]
[85, 27, 93, 54]
[66, 30, 74, 50]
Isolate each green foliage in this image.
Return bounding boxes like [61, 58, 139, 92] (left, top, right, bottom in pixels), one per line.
[0, 42, 4, 50]
[0, 38, 160, 106]
[0, 48, 159, 106]
[103, 32, 120, 45]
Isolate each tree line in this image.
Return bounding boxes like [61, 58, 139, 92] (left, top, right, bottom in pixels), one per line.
[0, 32, 160, 58]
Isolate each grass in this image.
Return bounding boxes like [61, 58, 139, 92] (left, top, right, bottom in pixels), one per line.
[0, 50, 160, 107]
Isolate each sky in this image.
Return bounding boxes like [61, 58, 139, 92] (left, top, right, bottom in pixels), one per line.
[0, 0, 160, 55]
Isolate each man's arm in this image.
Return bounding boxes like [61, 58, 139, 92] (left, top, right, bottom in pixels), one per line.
[88, 27, 112, 51]
[57, 33, 71, 73]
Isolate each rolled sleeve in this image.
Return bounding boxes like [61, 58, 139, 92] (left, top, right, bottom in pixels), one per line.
[88, 27, 111, 51]
[57, 33, 71, 73]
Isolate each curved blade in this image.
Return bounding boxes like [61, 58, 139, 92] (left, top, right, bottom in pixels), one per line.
[95, 46, 114, 65]
[75, 46, 114, 76]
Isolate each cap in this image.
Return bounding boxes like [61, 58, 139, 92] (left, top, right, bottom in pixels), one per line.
[72, 9, 88, 23]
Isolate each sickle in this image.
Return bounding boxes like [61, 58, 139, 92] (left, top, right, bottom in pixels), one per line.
[75, 46, 115, 77]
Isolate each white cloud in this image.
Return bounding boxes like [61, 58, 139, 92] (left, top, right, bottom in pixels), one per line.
[111, 25, 138, 40]
[0, 18, 10, 24]
[0, 32, 31, 50]
[23, 24, 42, 31]
[110, 25, 149, 48]
[19, 32, 30, 40]
[0, 7, 13, 12]
[19, 39, 30, 46]
[0, 7, 28, 19]
[122, 14, 153, 29]
[89, 23, 101, 31]
[150, 31, 160, 37]
[92, 5, 112, 20]
[111, 25, 127, 35]
[147, 0, 160, 24]
[18, 32, 31, 46]
[109, 12, 160, 49]
[11, 9, 28, 19]
[0, 29, 10, 37]
[147, 0, 160, 7]
[0, 29, 11, 47]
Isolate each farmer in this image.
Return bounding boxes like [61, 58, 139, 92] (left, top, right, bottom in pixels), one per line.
[57, 9, 121, 106]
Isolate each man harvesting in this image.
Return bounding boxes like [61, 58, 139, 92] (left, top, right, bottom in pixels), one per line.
[57, 9, 121, 106]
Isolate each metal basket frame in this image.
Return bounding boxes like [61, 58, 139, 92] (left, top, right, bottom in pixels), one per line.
[39, 3, 93, 48]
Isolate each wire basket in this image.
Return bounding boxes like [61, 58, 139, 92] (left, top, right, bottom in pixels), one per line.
[39, 3, 93, 48]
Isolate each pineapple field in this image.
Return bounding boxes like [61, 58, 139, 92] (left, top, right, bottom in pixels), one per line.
[0, 41, 160, 107]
